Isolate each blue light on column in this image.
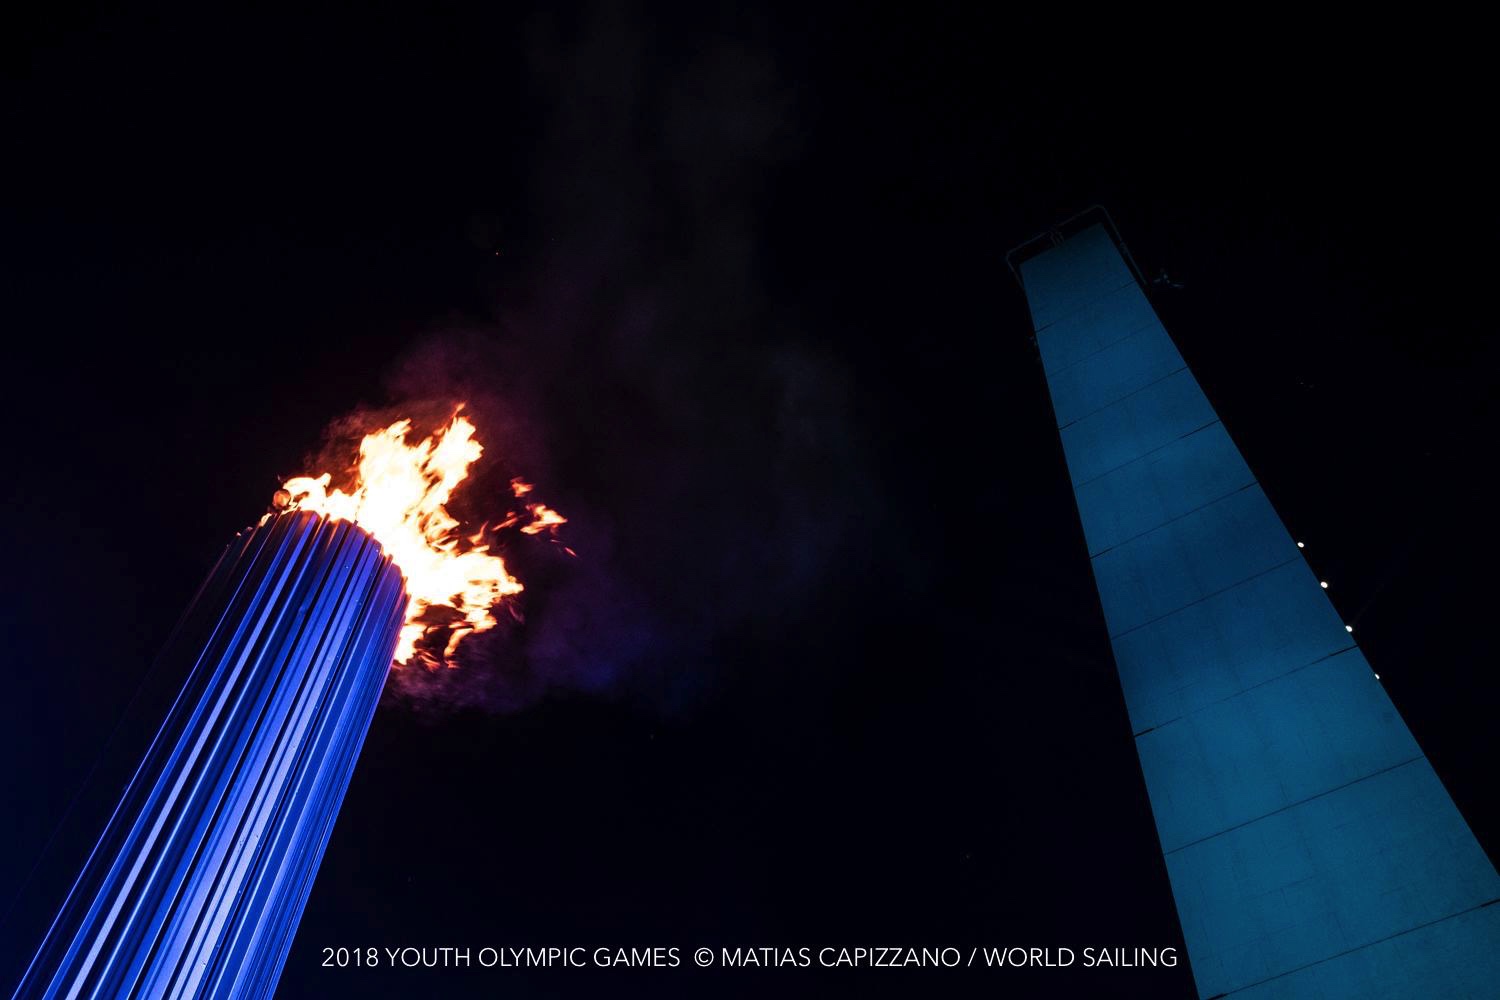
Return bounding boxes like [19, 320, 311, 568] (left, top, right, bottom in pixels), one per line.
[13, 511, 407, 1000]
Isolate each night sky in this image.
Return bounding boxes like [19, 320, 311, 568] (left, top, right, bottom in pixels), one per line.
[3, 7, 1495, 998]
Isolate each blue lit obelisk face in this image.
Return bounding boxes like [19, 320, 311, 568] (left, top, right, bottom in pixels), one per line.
[1019, 224, 1500, 999]
[13, 511, 408, 1000]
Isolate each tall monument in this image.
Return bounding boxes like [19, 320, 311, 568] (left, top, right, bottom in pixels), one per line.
[13, 511, 408, 1000]
[1014, 214, 1499, 998]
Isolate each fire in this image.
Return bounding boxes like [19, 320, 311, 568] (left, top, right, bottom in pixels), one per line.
[521, 503, 567, 535]
[280, 410, 553, 668]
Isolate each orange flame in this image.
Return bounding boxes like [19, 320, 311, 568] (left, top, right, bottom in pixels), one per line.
[521, 503, 567, 536]
[281, 410, 553, 668]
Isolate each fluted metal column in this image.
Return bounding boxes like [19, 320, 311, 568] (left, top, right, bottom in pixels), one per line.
[14, 511, 408, 1000]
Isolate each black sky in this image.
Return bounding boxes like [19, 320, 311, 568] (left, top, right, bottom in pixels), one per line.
[2, 6, 1496, 998]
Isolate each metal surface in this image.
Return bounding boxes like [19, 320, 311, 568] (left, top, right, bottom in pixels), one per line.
[13, 511, 408, 1000]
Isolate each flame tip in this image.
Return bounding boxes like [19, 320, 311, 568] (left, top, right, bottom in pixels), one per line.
[281, 411, 549, 668]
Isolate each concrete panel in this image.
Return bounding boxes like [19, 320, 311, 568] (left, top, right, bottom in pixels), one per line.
[1111, 559, 1353, 734]
[1020, 224, 1135, 330]
[1228, 902, 1500, 999]
[1137, 648, 1421, 851]
[1059, 367, 1217, 487]
[1092, 485, 1294, 638]
[1049, 321, 1185, 428]
[1165, 760, 1500, 999]
[1036, 282, 1160, 375]
[1074, 422, 1254, 557]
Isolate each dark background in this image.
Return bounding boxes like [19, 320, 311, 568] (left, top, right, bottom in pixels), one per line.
[2, 6, 1494, 998]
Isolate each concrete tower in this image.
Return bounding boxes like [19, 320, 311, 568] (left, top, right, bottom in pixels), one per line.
[1014, 214, 1499, 998]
